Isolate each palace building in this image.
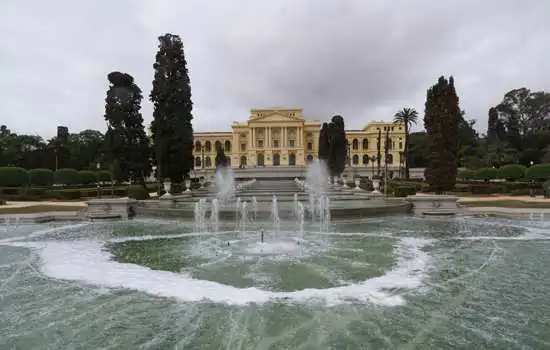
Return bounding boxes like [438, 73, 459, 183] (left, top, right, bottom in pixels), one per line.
[193, 108, 406, 169]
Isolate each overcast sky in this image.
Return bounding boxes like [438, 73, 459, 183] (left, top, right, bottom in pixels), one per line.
[1, 0, 548, 138]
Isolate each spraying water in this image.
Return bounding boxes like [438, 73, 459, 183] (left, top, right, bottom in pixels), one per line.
[194, 198, 208, 233]
[235, 197, 241, 230]
[215, 167, 236, 204]
[239, 201, 249, 235]
[270, 195, 280, 239]
[293, 193, 299, 218]
[297, 201, 305, 241]
[251, 197, 258, 222]
[210, 198, 220, 233]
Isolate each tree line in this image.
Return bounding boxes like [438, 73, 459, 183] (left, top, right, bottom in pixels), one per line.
[0, 33, 195, 185]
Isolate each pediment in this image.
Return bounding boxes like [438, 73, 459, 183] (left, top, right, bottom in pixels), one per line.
[249, 111, 304, 123]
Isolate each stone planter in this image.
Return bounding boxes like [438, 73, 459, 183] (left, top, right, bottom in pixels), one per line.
[162, 180, 172, 197]
[185, 179, 191, 192]
[406, 194, 459, 215]
[354, 178, 361, 190]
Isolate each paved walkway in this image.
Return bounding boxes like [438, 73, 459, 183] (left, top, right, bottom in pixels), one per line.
[458, 195, 550, 203]
[1, 201, 87, 208]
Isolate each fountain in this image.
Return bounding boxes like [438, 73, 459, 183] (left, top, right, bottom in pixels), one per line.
[271, 195, 280, 239]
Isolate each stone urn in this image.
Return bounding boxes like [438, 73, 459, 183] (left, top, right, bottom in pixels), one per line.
[342, 175, 349, 188]
[354, 178, 361, 190]
[162, 179, 172, 197]
[371, 178, 381, 194]
[185, 179, 191, 192]
[199, 177, 205, 188]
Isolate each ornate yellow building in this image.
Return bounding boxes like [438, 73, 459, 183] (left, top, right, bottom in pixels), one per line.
[193, 108, 406, 169]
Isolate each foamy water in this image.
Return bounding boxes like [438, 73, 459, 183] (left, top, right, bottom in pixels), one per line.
[3, 235, 432, 307]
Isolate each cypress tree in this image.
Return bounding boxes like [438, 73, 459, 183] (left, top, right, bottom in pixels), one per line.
[318, 123, 329, 162]
[104, 72, 151, 183]
[328, 115, 347, 177]
[150, 33, 194, 183]
[424, 76, 461, 193]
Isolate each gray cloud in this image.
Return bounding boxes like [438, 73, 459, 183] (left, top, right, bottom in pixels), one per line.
[1, 0, 548, 138]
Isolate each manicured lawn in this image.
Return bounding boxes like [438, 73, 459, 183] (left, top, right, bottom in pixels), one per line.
[461, 200, 550, 208]
[0, 205, 84, 214]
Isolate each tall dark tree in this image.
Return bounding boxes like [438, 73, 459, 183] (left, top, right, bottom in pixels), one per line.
[384, 127, 391, 177]
[393, 107, 418, 179]
[487, 107, 506, 144]
[104, 71, 151, 183]
[318, 123, 330, 162]
[376, 129, 382, 176]
[215, 143, 229, 169]
[424, 76, 461, 193]
[150, 33, 194, 183]
[326, 115, 347, 177]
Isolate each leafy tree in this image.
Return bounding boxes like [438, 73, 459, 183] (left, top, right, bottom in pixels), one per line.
[318, 123, 329, 162]
[393, 107, 418, 179]
[150, 33, 194, 183]
[104, 71, 151, 183]
[424, 76, 461, 193]
[327, 115, 347, 177]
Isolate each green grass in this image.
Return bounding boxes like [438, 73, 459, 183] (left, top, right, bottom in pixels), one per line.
[0, 205, 84, 214]
[461, 200, 550, 208]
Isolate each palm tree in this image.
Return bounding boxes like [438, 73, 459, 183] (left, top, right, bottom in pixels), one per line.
[393, 107, 418, 179]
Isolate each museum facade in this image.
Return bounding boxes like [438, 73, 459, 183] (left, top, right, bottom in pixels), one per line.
[193, 108, 406, 169]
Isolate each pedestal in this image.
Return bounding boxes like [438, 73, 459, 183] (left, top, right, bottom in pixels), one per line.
[406, 194, 459, 215]
[87, 198, 138, 220]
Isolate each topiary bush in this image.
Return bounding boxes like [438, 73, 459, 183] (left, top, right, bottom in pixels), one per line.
[393, 185, 418, 197]
[54, 168, 80, 186]
[78, 170, 98, 185]
[525, 163, 550, 180]
[0, 167, 29, 187]
[28, 168, 54, 187]
[127, 184, 149, 200]
[96, 170, 113, 183]
[472, 167, 499, 182]
[457, 169, 475, 180]
[0, 198, 6, 205]
[498, 164, 526, 181]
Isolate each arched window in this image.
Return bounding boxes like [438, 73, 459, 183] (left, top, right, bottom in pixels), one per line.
[273, 153, 280, 166]
[362, 155, 369, 165]
[224, 140, 231, 152]
[352, 154, 359, 165]
[352, 139, 359, 150]
[195, 157, 201, 167]
[205, 156, 212, 167]
[204, 141, 211, 152]
[214, 140, 222, 152]
[240, 156, 247, 167]
[288, 153, 296, 166]
[362, 139, 368, 150]
[194, 141, 202, 152]
[257, 153, 265, 166]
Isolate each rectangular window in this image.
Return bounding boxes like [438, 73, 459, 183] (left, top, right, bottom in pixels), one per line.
[257, 140, 264, 148]
[307, 142, 313, 151]
[289, 139, 295, 148]
[240, 143, 246, 152]
[273, 140, 279, 148]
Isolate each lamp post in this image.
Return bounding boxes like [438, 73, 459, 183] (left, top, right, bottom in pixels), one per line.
[96, 162, 101, 198]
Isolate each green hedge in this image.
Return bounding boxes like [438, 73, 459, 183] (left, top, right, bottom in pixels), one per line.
[0, 167, 29, 187]
[393, 185, 418, 197]
[525, 164, 550, 180]
[79, 170, 98, 185]
[29, 168, 54, 186]
[54, 168, 80, 185]
[128, 185, 149, 200]
[472, 167, 499, 181]
[498, 164, 526, 181]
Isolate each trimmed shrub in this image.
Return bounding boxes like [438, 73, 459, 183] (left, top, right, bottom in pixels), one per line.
[393, 186, 417, 197]
[127, 185, 149, 200]
[498, 164, 526, 181]
[469, 183, 505, 195]
[97, 170, 112, 183]
[54, 168, 80, 185]
[472, 167, 499, 181]
[79, 170, 98, 185]
[525, 164, 550, 180]
[0, 167, 28, 187]
[0, 198, 6, 205]
[28, 168, 54, 187]
[457, 169, 475, 180]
